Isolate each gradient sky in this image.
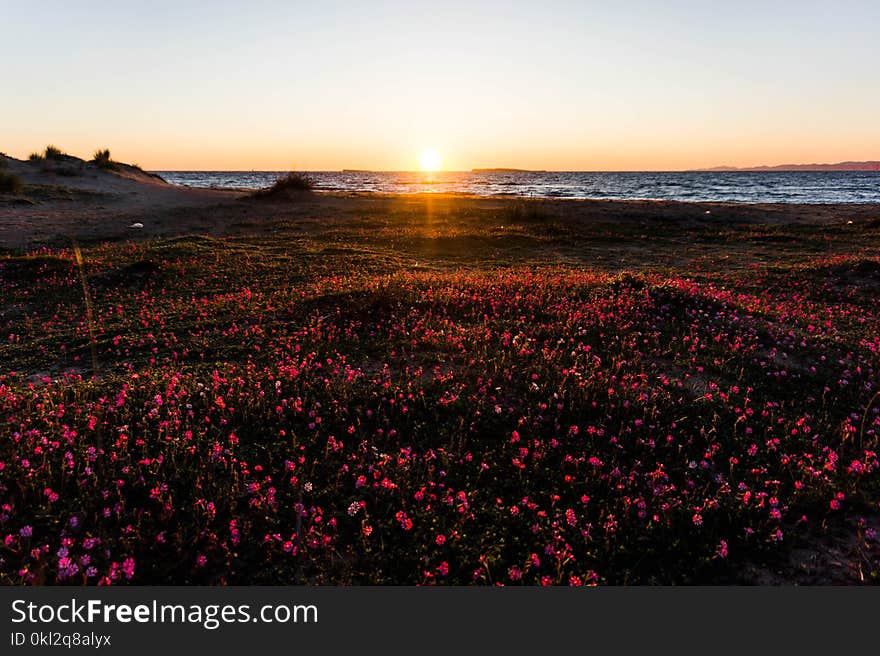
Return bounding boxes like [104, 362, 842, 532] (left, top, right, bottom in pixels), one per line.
[3, 0, 879, 170]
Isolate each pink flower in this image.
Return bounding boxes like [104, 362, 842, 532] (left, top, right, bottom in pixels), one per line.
[395, 511, 413, 531]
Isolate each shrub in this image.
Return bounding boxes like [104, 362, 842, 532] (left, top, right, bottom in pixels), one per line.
[0, 171, 23, 193]
[29, 152, 44, 162]
[253, 171, 315, 198]
[92, 148, 114, 169]
[273, 171, 315, 192]
[44, 145, 65, 160]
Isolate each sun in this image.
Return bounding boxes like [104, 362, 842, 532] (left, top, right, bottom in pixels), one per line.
[419, 148, 442, 172]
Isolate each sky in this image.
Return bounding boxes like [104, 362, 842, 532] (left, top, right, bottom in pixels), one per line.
[2, 0, 879, 171]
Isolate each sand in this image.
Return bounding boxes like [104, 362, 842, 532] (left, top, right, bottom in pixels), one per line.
[0, 153, 241, 248]
[2, 152, 880, 252]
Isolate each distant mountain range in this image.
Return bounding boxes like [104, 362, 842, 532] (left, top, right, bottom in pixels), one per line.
[695, 161, 880, 172]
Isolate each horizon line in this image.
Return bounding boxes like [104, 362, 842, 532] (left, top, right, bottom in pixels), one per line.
[4, 151, 878, 173]
[150, 162, 880, 173]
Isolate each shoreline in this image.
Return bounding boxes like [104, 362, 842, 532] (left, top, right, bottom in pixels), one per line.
[154, 169, 880, 206]
[2, 155, 880, 250]
[3, 186, 880, 251]
[176, 185, 880, 207]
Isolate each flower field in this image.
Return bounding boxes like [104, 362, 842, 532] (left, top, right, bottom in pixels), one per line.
[1, 203, 879, 584]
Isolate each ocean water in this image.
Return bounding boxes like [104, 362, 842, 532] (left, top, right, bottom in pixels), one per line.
[155, 170, 880, 204]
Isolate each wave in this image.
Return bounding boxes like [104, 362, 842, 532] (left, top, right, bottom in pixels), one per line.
[155, 170, 880, 204]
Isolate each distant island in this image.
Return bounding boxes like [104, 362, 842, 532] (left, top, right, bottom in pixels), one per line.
[472, 167, 546, 173]
[695, 160, 880, 172]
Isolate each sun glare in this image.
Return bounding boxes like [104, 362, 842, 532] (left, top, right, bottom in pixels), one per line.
[419, 148, 442, 172]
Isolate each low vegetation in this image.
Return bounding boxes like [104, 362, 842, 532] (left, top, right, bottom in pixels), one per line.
[0, 202, 878, 585]
[18, 146, 148, 176]
[43, 145, 65, 160]
[252, 171, 315, 198]
[24, 145, 80, 175]
[91, 149, 115, 170]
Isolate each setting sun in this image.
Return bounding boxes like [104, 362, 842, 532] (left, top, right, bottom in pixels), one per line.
[419, 148, 442, 172]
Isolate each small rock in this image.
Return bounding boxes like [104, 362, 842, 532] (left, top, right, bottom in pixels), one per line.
[129, 222, 144, 229]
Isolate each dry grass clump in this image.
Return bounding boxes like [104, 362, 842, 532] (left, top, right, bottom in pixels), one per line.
[252, 172, 315, 199]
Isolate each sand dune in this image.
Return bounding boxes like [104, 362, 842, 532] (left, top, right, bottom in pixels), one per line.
[0, 153, 241, 247]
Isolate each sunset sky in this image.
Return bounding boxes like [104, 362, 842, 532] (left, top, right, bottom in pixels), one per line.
[4, 1, 879, 171]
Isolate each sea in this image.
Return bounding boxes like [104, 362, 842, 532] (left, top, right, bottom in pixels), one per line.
[154, 170, 880, 204]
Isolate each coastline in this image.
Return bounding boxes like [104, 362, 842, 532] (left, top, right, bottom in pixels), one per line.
[5, 153, 880, 252]
[3, 180, 880, 250]
[155, 169, 880, 204]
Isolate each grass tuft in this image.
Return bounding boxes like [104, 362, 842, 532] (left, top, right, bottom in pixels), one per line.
[44, 145, 65, 160]
[92, 148, 115, 170]
[252, 171, 315, 198]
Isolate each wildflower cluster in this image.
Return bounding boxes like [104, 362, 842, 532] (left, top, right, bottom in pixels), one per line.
[1, 234, 878, 584]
